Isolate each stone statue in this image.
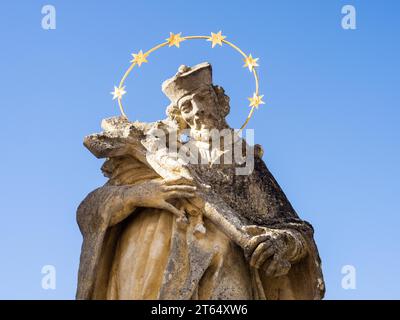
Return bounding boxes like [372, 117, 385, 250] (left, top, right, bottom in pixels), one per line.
[76, 62, 325, 300]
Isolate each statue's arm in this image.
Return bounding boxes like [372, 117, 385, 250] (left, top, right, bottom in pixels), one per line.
[234, 155, 315, 270]
[198, 188, 309, 279]
[199, 189, 306, 260]
[76, 185, 138, 235]
[77, 180, 196, 235]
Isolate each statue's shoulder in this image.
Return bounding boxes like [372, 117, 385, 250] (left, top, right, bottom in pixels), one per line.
[253, 143, 264, 160]
[245, 143, 300, 221]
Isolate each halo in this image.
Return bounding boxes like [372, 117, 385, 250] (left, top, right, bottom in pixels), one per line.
[111, 31, 265, 130]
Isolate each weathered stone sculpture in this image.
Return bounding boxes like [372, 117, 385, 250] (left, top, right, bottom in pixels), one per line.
[76, 62, 325, 299]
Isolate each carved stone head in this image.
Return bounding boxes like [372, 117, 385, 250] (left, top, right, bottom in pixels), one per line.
[162, 62, 230, 133]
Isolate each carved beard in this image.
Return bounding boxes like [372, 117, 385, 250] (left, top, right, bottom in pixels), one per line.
[188, 128, 214, 142]
[183, 127, 244, 165]
[186, 115, 229, 143]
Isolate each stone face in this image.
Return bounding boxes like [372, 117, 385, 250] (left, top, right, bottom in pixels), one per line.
[76, 62, 325, 300]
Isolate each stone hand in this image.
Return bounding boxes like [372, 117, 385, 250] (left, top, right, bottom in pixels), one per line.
[124, 178, 197, 221]
[243, 225, 294, 278]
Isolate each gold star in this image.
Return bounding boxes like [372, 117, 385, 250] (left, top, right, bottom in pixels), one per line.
[248, 93, 265, 108]
[207, 31, 226, 48]
[166, 32, 185, 48]
[111, 86, 126, 100]
[243, 54, 259, 72]
[130, 50, 148, 66]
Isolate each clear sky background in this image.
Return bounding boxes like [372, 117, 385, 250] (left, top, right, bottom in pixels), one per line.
[0, 0, 399, 299]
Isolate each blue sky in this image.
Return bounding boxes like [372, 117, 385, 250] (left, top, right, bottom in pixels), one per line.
[0, 0, 399, 299]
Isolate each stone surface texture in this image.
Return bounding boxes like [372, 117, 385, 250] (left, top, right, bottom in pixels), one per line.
[76, 62, 325, 300]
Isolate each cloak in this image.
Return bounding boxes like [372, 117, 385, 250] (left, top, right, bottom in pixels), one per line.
[76, 117, 325, 299]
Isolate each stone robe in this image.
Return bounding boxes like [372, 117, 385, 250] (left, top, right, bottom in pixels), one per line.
[76, 118, 325, 300]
